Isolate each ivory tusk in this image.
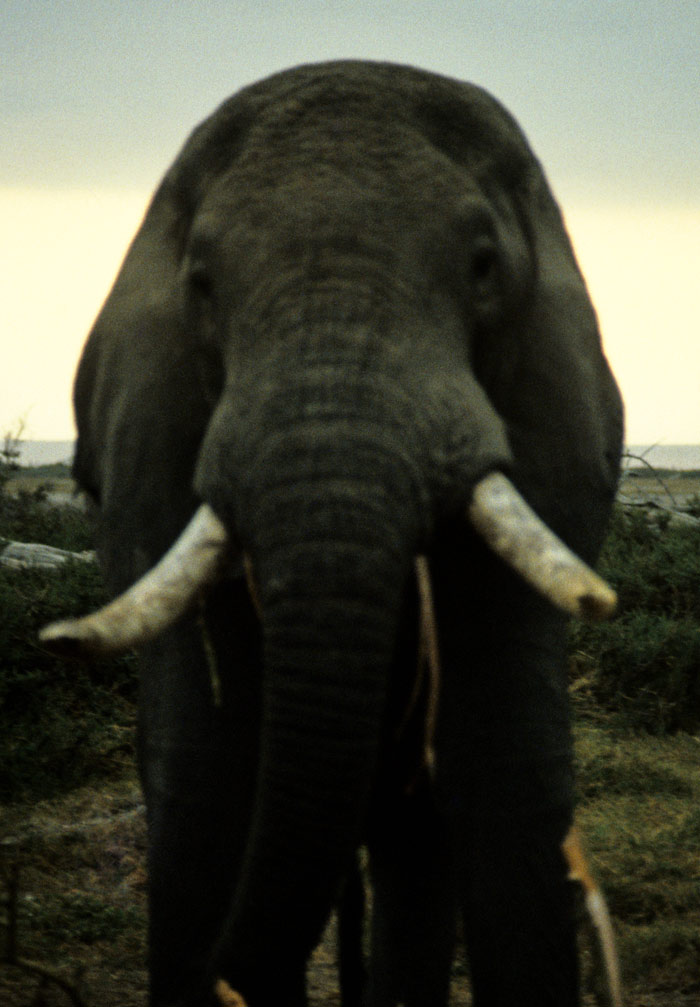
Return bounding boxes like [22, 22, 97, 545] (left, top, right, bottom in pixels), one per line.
[215, 979, 248, 1007]
[468, 472, 617, 621]
[414, 555, 440, 775]
[243, 553, 263, 620]
[394, 556, 441, 788]
[39, 504, 233, 658]
[39, 471, 615, 658]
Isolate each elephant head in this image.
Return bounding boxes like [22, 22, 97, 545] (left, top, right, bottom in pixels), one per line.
[42, 61, 622, 1006]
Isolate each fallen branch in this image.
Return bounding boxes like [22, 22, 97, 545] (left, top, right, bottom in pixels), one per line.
[0, 540, 95, 570]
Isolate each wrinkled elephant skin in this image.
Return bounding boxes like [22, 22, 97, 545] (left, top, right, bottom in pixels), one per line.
[55, 62, 623, 1006]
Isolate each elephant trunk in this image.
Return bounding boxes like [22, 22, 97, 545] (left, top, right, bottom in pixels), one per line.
[207, 397, 437, 996]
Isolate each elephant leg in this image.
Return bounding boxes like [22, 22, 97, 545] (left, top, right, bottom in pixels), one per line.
[365, 777, 457, 1007]
[337, 855, 368, 1007]
[454, 766, 578, 1006]
[439, 743, 580, 1006]
[434, 546, 580, 1007]
[137, 589, 263, 1007]
[144, 766, 238, 1006]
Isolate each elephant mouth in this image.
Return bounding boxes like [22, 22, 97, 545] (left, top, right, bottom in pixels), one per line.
[39, 470, 616, 659]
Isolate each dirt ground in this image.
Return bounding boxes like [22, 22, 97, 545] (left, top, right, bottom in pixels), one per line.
[3, 776, 698, 1007]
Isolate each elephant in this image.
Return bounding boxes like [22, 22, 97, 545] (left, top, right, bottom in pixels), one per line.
[41, 61, 623, 1007]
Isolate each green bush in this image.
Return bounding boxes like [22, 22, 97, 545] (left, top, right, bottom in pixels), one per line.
[0, 428, 90, 551]
[0, 484, 93, 552]
[571, 507, 700, 732]
[0, 427, 21, 495]
[0, 560, 138, 802]
[0, 444, 136, 803]
[0, 498, 137, 803]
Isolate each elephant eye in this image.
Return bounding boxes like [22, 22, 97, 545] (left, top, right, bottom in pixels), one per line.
[470, 239, 499, 286]
[187, 260, 220, 348]
[189, 262, 214, 302]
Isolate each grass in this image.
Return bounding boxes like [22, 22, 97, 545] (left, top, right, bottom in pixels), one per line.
[26, 890, 143, 946]
[574, 724, 700, 996]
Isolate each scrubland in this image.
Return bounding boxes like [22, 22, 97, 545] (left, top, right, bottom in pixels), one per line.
[1, 467, 698, 1004]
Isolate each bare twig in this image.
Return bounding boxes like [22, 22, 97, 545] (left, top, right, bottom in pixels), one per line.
[622, 450, 678, 507]
[1, 846, 88, 1006]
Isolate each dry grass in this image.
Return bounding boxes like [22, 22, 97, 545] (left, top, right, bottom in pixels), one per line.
[2, 724, 698, 1005]
[575, 724, 700, 1001]
[5, 477, 76, 497]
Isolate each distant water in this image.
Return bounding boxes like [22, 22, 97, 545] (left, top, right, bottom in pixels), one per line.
[13, 440, 700, 471]
[625, 445, 700, 471]
[15, 441, 75, 467]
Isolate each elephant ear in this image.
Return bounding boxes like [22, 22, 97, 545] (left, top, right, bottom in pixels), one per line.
[477, 170, 623, 563]
[418, 79, 622, 560]
[72, 182, 212, 591]
[72, 94, 256, 591]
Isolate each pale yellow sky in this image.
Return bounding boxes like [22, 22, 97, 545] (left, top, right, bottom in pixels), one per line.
[1, 187, 698, 445]
[1, 188, 148, 441]
[565, 203, 700, 445]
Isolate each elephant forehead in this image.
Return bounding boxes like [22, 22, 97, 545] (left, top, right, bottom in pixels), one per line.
[203, 141, 471, 240]
[181, 64, 536, 225]
[192, 152, 506, 297]
[233, 61, 532, 170]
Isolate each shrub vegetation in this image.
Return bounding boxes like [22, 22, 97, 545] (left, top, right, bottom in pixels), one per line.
[571, 506, 700, 733]
[0, 560, 138, 803]
[0, 438, 137, 803]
